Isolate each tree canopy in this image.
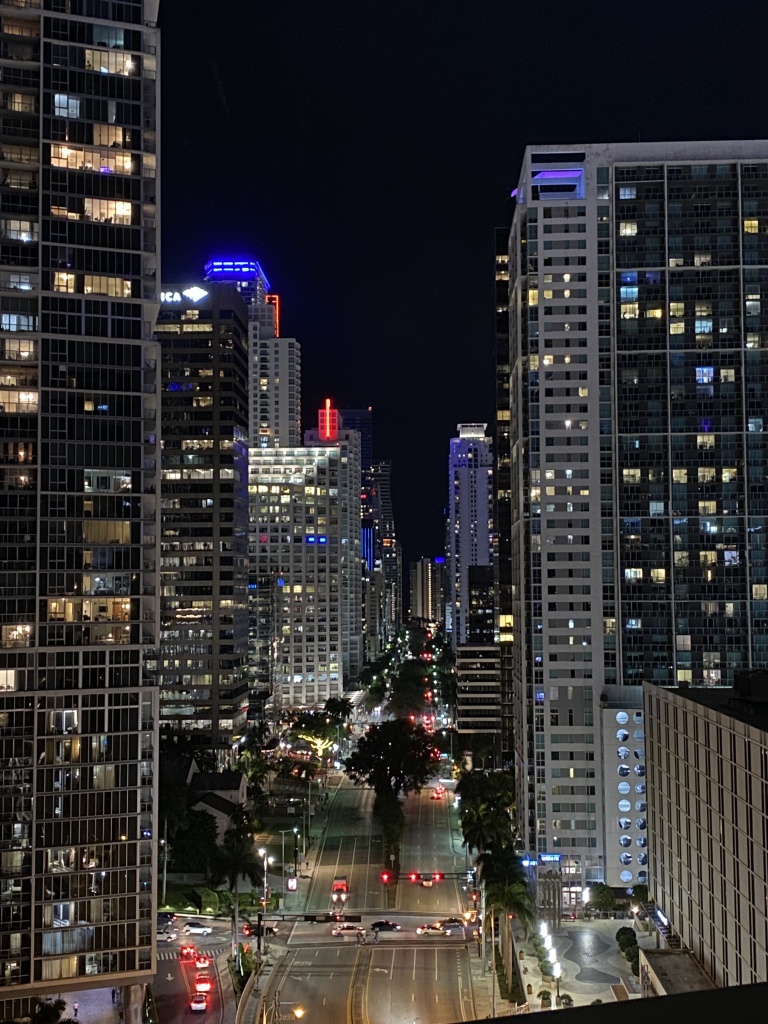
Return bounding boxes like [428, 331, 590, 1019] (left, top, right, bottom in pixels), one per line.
[343, 718, 437, 798]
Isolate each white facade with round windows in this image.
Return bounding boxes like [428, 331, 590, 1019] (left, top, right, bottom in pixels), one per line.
[600, 688, 648, 887]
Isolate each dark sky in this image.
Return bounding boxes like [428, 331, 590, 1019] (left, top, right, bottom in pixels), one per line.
[158, 0, 760, 567]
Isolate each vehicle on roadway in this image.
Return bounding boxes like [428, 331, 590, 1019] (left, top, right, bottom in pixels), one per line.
[195, 954, 210, 969]
[415, 923, 446, 936]
[183, 921, 213, 936]
[331, 923, 365, 937]
[437, 917, 465, 930]
[371, 920, 401, 932]
[157, 912, 177, 927]
[190, 994, 207, 1013]
[180, 945, 196, 960]
[195, 974, 212, 993]
[332, 875, 349, 894]
[243, 921, 279, 937]
[155, 927, 177, 942]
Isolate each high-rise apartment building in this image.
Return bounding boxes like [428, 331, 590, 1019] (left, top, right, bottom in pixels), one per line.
[305, 400, 363, 685]
[447, 424, 493, 649]
[494, 227, 515, 761]
[409, 556, 446, 625]
[0, 1, 161, 1014]
[155, 284, 250, 749]
[507, 141, 768, 904]
[645, 674, 768, 987]
[370, 461, 400, 640]
[204, 258, 300, 449]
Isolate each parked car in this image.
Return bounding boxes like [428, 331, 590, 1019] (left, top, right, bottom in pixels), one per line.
[190, 994, 207, 1013]
[371, 920, 401, 932]
[331, 923, 366, 937]
[183, 921, 213, 936]
[155, 927, 177, 942]
[416, 923, 446, 936]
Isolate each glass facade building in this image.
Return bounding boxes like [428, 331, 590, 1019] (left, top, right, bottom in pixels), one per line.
[155, 284, 250, 750]
[0, 0, 160, 1014]
[506, 141, 768, 901]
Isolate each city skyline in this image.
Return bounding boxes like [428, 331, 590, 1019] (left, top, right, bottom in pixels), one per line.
[157, 2, 767, 568]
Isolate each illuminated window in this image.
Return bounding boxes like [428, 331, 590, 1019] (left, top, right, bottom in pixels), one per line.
[621, 303, 639, 319]
[698, 501, 717, 515]
[753, 584, 768, 600]
[53, 272, 75, 293]
[622, 469, 641, 484]
[670, 322, 684, 335]
[619, 222, 638, 236]
[620, 286, 638, 301]
[697, 433, 715, 449]
[645, 308, 663, 319]
[83, 199, 132, 225]
[51, 143, 133, 175]
[83, 276, 131, 298]
[669, 302, 685, 316]
[54, 93, 80, 118]
[720, 368, 735, 382]
[698, 467, 716, 483]
[673, 551, 689, 567]
[619, 187, 636, 199]
[749, 418, 764, 432]
[721, 467, 737, 482]
[695, 319, 713, 334]
[528, 289, 538, 306]
[699, 551, 716, 565]
[744, 219, 759, 233]
[84, 48, 137, 76]
[624, 568, 643, 581]
[694, 253, 712, 266]
[672, 469, 687, 483]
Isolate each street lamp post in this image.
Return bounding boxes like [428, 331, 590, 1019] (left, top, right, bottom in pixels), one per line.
[553, 961, 562, 1002]
[278, 829, 296, 909]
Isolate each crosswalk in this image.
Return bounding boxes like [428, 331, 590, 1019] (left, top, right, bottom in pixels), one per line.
[156, 946, 222, 962]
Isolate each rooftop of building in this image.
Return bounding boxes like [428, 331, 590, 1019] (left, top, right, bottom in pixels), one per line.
[188, 770, 245, 792]
[643, 677, 768, 736]
[192, 791, 239, 818]
[640, 949, 716, 996]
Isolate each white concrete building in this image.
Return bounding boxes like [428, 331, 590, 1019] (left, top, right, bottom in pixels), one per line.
[447, 424, 493, 649]
[507, 141, 768, 903]
[645, 676, 768, 987]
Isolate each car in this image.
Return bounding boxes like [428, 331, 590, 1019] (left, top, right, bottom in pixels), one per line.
[155, 927, 177, 942]
[190, 994, 207, 1013]
[430, 791, 442, 800]
[180, 945, 196, 960]
[195, 955, 210, 969]
[243, 921, 279, 937]
[195, 974, 212, 993]
[420, 878, 434, 887]
[183, 921, 213, 936]
[438, 917, 465, 929]
[415, 923, 446, 936]
[331, 923, 366, 937]
[157, 911, 177, 926]
[371, 920, 401, 932]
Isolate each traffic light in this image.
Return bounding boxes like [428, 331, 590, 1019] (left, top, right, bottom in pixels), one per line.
[408, 872, 419, 883]
[432, 872, 444, 882]
[471, 890, 479, 903]
[380, 871, 391, 885]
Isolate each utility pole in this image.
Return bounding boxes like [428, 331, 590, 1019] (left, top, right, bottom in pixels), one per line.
[161, 816, 168, 906]
[480, 881, 487, 975]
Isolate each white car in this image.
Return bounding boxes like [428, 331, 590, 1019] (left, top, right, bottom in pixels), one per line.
[183, 921, 212, 936]
[331, 923, 365, 937]
[415, 923, 446, 936]
[156, 927, 177, 942]
[190, 994, 207, 1013]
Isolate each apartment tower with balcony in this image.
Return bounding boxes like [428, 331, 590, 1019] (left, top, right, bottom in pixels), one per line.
[507, 140, 768, 906]
[155, 284, 250, 749]
[0, 0, 161, 1014]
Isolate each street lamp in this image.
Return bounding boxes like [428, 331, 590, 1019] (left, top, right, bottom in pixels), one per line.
[553, 961, 562, 1001]
[539, 921, 548, 939]
[278, 829, 296, 908]
[544, 934, 553, 951]
[258, 848, 274, 909]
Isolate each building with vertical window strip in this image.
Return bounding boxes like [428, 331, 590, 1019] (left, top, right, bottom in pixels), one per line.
[155, 284, 250, 750]
[0, 0, 161, 1015]
[506, 141, 768, 908]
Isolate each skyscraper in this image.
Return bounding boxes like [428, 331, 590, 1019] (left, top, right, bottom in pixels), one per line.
[447, 424, 493, 649]
[249, 405, 362, 708]
[155, 284, 250, 750]
[0, 1, 160, 1013]
[409, 557, 446, 625]
[370, 460, 400, 639]
[507, 141, 768, 906]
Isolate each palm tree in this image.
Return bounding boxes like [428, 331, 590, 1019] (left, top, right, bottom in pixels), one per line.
[23, 998, 76, 1024]
[485, 880, 536, 938]
[476, 845, 527, 888]
[208, 828, 263, 971]
[460, 801, 510, 856]
[324, 696, 353, 721]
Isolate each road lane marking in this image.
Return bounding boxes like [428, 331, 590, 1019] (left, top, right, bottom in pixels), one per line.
[412, 949, 417, 980]
[390, 950, 395, 980]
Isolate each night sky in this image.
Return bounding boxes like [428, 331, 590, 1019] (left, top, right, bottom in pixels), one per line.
[158, 0, 760, 568]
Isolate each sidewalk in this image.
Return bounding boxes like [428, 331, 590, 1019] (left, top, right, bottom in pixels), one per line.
[51, 985, 127, 1024]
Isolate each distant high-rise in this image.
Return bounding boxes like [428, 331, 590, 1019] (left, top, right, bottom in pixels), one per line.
[409, 557, 446, 625]
[447, 424, 493, 649]
[205, 258, 301, 448]
[0, 2, 161, 1014]
[156, 284, 250, 748]
[507, 140, 768, 907]
[370, 461, 401, 639]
